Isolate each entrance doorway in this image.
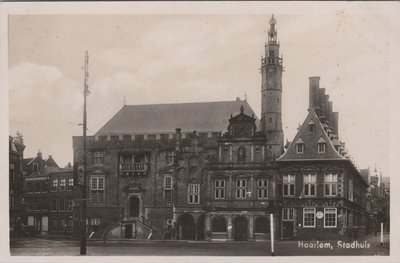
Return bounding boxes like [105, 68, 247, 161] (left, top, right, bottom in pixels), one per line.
[129, 196, 140, 218]
[179, 213, 195, 240]
[125, 224, 133, 238]
[282, 221, 294, 239]
[234, 216, 248, 241]
[41, 216, 48, 232]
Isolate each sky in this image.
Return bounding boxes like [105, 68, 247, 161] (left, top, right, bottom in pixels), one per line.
[7, 4, 400, 178]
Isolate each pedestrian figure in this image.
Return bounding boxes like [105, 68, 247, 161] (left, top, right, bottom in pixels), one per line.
[163, 230, 171, 240]
[170, 225, 176, 241]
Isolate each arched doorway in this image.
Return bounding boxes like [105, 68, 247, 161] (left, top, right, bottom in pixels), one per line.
[234, 216, 248, 241]
[129, 196, 140, 218]
[178, 213, 195, 240]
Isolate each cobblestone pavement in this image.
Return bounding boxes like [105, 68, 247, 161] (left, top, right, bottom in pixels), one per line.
[9, 233, 389, 256]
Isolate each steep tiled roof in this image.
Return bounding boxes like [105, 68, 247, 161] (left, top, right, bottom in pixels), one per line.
[277, 110, 344, 161]
[95, 99, 259, 135]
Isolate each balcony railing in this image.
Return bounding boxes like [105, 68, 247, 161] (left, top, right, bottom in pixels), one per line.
[120, 163, 147, 172]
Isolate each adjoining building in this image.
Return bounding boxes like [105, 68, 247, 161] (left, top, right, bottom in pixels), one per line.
[9, 133, 26, 237]
[276, 77, 369, 240]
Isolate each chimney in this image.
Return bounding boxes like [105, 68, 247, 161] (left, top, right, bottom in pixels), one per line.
[324, 94, 330, 123]
[332, 112, 339, 136]
[308, 76, 320, 112]
[328, 101, 333, 124]
[319, 88, 326, 120]
[175, 128, 182, 160]
[191, 131, 199, 153]
[37, 150, 42, 159]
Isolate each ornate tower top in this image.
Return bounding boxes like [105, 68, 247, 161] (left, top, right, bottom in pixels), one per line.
[268, 14, 277, 43]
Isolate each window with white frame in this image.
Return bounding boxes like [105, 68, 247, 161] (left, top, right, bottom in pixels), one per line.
[166, 150, 175, 165]
[303, 208, 315, 227]
[236, 179, 247, 199]
[51, 179, 58, 191]
[349, 178, 354, 201]
[296, 143, 304, 154]
[324, 208, 337, 227]
[188, 184, 200, 204]
[318, 143, 326, 153]
[33, 163, 39, 172]
[215, 180, 226, 199]
[91, 218, 101, 225]
[59, 178, 66, 191]
[93, 152, 104, 165]
[282, 208, 294, 221]
[324, 172, 338, 196]
[90, 176, 105, 206]
[257, 179, 268, 199]
[283, 174, 295, 196]
[164, 176, 173, 205]
[68, 178, 74, 190]
[303, 172, 316, 196]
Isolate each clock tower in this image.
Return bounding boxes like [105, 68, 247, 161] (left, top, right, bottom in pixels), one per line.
[260, 14, 284, 158]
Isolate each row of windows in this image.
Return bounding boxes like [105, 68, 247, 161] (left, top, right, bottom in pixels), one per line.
[51, 178, 74, 191]
[283, 207, 337, 228]
[97, 132, 222, 143]
[51, 218, 73, 232]
[51, 199, 74, 212]
[163, 177, 269, 205]
[296, 142, 326, 154]
[283, 173, 338, 196]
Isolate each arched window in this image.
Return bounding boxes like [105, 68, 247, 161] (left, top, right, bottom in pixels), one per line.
[254, 217, 270, 233]
[238, 146, 246, 163]
[212, 216, 227, 233]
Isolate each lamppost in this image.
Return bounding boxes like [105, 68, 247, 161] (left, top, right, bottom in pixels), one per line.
[80, 51, 89, 255]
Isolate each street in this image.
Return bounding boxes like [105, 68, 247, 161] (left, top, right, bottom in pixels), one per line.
[10, 233, 389, 256]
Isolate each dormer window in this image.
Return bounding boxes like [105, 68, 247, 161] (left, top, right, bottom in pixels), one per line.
[33, 163, 38, 172]
[295, 138, 304, 154]
[317, 137, 326, 153]
[296, 144, 304, 154]
[308, 120, 315, 133]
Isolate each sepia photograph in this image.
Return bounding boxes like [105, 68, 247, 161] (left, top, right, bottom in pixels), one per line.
[2, 2, 400, 262]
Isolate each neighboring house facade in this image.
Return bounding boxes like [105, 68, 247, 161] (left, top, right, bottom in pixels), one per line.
[48, 169, 78, 236]
[9, 133, 26, 237]
[276, 77, 369, 240]
[21, 151, 59, 235]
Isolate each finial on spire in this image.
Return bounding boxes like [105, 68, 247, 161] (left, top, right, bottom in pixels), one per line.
[240, 105, 244, 114]
[244, 91, 247, 101]
[269, 14, 276, 25]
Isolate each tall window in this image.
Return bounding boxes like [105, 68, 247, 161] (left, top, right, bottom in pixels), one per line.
[283, 174, 295, 196]
[349, 178, 354, 201]
[303, 208, 315, 227]
[10, 165, 14, 182]
[236, 179, 247, 199]
[67, 200, 74, 211]
[93, 152, 104, 165]
[188, 184, 200, 204]
[68, 178, 74, 190]
[164, 176, 173, 206]
[215, 180, 226, 199]
[33, 163, 39, 172]
[303, 172, 316, 196]
[90, 176, 105, 206]
[59, 199, 65, 211]
[51, 179, 58, 191]
[296, 144, 304, 154]
[324, 173, 338, 196]
[282, 208, 294, 221]
[257, 179, 268, 199]
[59, 179, 66, 191]
[324, 208, 337, 228]
[51, 199, 57, 211]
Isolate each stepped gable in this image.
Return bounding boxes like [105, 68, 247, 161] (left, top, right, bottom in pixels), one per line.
[277, 110, 344, 161]
[95, 99, 259, 135]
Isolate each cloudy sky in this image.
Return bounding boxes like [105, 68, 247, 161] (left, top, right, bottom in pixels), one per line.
[6, 3, 400, 178]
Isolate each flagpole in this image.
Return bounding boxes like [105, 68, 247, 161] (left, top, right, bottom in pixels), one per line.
[80, 50, 89, 255]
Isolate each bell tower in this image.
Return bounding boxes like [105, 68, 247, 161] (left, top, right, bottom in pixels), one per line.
[260, 14, 284, 158]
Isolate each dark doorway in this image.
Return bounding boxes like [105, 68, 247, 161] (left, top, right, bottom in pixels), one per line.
[197, 214, 205, 240]
[179, 213, 195, 240]
[234, 216, 248, 241]
[125, 224, 133, 238]
[129, 196, 140, 217]
[282, 221, 294, 239]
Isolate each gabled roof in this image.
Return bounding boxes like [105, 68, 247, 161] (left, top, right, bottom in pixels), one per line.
[95, 99, 259, 135]
[277, 110, 344, 161]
